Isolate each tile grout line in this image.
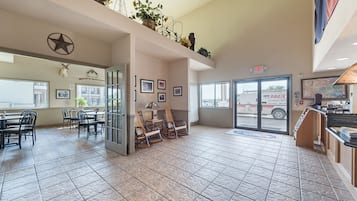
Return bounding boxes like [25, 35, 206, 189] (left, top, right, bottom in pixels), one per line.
[263, 138, 283, 200]
[63, 169, 88, 201]
[33, 164, 44, 201]
[83, 160, 131, 201]
[318, 155, 340, 200]
[297, 148, 305, 201]
[0, 170, 4, 200]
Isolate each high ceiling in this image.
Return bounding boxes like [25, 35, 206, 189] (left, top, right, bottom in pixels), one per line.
[315, 11, 357, 72]
[0, 0, 355, 73]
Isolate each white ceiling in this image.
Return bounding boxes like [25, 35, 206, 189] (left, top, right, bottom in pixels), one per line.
[0, 0, 126, 43]
[315, 11, 357, 72]
[1, 0, 354, 73]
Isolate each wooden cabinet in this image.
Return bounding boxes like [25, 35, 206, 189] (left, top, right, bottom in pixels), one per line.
[295, 107, 357, 187]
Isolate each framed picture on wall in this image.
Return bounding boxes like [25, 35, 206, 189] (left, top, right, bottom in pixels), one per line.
[158, 92, 166, 102]
[140, 79, 154, 93]
[56, 89, 70, 99]
[173, 86, 182, 96]
[301, 76, 347, 100]
[157, 79, 166, 90]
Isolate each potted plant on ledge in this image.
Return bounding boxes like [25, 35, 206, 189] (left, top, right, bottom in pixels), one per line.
[130, 0, 168, 30]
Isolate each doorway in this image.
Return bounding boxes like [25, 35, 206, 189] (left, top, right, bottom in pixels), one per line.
[235, 76, 290, 134]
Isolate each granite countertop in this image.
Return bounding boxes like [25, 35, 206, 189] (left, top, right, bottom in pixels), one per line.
[326, 127, 357, 148]
[308, 106, 350, 114]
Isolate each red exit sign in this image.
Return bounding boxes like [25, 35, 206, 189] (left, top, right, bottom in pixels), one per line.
[250, 65, 267, 74]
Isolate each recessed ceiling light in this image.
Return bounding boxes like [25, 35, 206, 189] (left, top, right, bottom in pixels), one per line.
[353, 42, 357, 46]
[328, 67, 337, 70]
[336, 57, 350, 61]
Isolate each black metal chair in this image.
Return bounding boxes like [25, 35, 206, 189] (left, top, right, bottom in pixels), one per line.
[61, 108, 71, 128]
[22, 111, 37, 143]
[69, 109, 80, 129]
[77, 111, 98, 138]
[95, 110, 105, 134]
[2, 112, 33, 149]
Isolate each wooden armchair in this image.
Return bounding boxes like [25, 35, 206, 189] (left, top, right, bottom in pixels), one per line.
[164, 107, 188, 138]
[135, 112, 163, 147]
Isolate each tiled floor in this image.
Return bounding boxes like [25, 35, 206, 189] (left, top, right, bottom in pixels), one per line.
[0, 126, 356, 201]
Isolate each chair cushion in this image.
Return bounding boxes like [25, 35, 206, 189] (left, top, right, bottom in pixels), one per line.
[145, 130, 160, 137]
[175, 125, 187, 130]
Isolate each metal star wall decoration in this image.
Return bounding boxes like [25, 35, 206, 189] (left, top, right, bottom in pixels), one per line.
[47, 33, 75, 55]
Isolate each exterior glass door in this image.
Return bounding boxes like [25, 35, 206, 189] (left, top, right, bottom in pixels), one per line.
[236, 81, 258, 129]
[261, 79, 288, 132]
[235, 77, 289, 134]
[105, 65, 127, 155]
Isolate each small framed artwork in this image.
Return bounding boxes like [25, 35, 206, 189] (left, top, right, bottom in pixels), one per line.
[140, 79, 154, 93]
[173, 86, 182, 96]
[56, 89, 70, 99]
[158, 92, 166, 102]
[157, 79, 166, 90]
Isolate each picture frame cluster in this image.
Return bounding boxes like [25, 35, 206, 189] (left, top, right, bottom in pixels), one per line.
[139, 78, 182, 102]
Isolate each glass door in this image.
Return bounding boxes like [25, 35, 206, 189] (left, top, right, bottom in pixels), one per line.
[235, 77, 289, 134]
[261, 79, 288, 133]
[105, 65, 127, 155]
[236, 81, 259, 129]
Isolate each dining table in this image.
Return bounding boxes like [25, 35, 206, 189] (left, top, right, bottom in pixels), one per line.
[86, 111, 105, 121]
[0, 115, 23, 128]
[0, 115, 23, 149]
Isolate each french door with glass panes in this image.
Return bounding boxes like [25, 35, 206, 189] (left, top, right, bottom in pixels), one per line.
[105, 65, 127, 155]
[235, 77, 289, 134]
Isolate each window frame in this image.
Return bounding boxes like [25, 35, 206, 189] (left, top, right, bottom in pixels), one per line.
[0, 78, 49, 109]
[200, 81, 231, 109]
[75, 83, 105, 107]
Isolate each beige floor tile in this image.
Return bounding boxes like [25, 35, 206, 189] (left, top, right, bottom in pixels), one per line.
[194, 167, 220, 181]
[179, 175, 210, 193]
[222, 167, 247, 180]
[71, 171, 101, 188]
[0, 126, 356, 201]
[201, 183, 234, 201]
[77, 179, 112, 199]
[269, 180, 301, 200]
[49, 189, 84, 201]
[236, 182, 268, 201]
[213, 174, 241, 192]
[86, 188, 124, 201]
[230, 193, 254, 201]
[40, 180, 76, 200]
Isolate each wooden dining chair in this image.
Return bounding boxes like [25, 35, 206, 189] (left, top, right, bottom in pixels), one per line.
[135, 112, 163, 147]
[164, 106, 188, 138]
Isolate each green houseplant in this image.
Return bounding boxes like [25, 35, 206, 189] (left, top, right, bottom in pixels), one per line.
[76, 97, 88, 108]
[130, 0, 168, 30]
